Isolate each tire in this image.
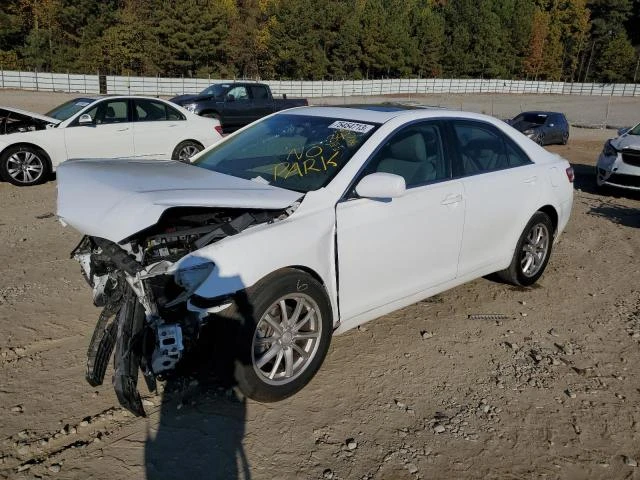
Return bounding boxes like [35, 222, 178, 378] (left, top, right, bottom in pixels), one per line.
[561, 132, 569, 145]
[171, 140, 203, 163]
[497, 212, 554, 287]
[535, 134, 545, 146]
[216, 269, 333, 402]
[0, 145, 50, 186]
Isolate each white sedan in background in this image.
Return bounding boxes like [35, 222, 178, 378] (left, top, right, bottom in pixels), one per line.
[0, 96, 223, 186]
[57, 106, 574, 416]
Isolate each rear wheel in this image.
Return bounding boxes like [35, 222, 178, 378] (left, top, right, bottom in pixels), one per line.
[171, 140, 203, 163]
[217, 269, 333, 402]
[0, 145, 50, 186]
[497, 212, 554, 286]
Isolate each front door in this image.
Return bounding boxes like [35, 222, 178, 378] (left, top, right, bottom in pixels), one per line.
[336, 121, 465, 320]
[64, 99, 134, 159]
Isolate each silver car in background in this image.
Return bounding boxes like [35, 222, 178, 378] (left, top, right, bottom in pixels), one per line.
[596, 123, 640, 191]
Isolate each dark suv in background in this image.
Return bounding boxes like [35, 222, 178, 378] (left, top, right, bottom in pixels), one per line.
[508, 111, 570, 146]
[170, 82, 308, 133]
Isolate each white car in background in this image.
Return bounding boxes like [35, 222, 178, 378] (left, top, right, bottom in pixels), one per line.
[0, 96, 223, 186]
[57, 106, 574, 416]
[596, 122, 640, 191]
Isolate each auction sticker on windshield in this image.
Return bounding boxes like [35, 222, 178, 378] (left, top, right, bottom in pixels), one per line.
[328, 121, 374, 133]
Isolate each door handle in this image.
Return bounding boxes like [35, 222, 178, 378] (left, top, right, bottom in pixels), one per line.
[441, 194, 463, 205]
[524, 176, 538, 184]
[116, 127, 129, 132]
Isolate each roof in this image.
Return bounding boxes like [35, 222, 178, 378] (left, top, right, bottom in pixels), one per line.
[284, 105, 495, 125]
[517, 111, 564, 116]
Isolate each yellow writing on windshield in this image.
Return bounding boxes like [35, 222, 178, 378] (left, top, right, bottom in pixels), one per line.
[273, 145, 341, 180]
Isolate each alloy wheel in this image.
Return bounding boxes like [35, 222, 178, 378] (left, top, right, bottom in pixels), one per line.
[251, 294, 323, 386]
[520, 223, 550, 277]
[6, 150, 44, 184]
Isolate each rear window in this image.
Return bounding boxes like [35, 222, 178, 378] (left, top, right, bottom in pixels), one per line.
[193, 114, 379, 193]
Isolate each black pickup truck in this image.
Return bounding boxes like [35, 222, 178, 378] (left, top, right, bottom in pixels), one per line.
[170, 82, 308, 133]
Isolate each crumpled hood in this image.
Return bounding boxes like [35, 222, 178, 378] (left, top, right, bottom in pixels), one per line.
[56, 158, 301, 242]
[611, 134, 640, 151]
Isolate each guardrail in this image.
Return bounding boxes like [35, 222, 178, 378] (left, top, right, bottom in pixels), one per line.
[1, 70, 638, 97]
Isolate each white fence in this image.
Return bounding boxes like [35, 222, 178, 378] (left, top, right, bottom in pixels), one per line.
[1, 70, 639, 97]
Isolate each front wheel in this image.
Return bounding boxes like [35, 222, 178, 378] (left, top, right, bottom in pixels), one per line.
[497, 212, 554, 286]
[561, 132, 569, 145]
[0, 145, 50, 186]
[172, 140, 203, 163]
[220, 269, 333, 402]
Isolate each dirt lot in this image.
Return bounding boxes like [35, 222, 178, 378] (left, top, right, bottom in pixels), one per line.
[1, 93, 640, 480]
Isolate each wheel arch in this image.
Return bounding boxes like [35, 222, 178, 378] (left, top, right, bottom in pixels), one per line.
[1, 142, 52, 169]
[537, 204, 558, 234]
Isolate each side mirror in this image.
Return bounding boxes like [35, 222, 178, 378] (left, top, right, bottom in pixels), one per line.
[355, 172, 406, 199]
[617, 127, 630, 136]
[225, 94, 235, 102]
[78, 114, 93, 125]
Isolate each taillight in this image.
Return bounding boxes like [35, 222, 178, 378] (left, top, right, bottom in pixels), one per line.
[565, 166, 574, 183]
[214, 125, 223, 135]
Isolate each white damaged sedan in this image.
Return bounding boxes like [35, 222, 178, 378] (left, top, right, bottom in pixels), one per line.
[57, 106, 574, 415]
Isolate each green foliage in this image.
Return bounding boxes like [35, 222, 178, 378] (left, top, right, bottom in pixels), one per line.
[0, 0, 637, 82]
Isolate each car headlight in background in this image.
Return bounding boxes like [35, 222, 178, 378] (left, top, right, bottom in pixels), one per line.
[174, 261, 214, 292]
[602, 140, 617, 157]
[184, 103, 198, 113]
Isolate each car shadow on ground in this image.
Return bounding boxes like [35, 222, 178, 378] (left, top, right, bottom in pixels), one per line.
[571, 162, 640, 228]
[145, 285, 255, 480]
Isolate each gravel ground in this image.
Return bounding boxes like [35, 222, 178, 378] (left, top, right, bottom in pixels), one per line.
[0, 91, 639, 480]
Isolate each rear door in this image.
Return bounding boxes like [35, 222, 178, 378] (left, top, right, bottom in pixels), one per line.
[64, 99, 134, 159]
[448, 119, 542, 277]
[132, 98, 186, 158]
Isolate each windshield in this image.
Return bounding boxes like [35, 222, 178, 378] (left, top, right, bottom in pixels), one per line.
[627, 123, 640, 135]
[46, 98, 94, 121]
[193, 114, 379, 193]
[512, 113, 547, 128]
[199, 84, 230, 98]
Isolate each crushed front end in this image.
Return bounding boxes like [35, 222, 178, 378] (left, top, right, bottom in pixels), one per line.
[71, 207, 291, 416]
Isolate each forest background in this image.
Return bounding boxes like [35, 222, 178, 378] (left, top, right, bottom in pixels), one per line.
[0, 0, 638, 83]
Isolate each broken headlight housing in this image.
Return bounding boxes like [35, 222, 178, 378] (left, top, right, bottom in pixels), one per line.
[174, 261, 215, 292]
[603, 140, 618, 157]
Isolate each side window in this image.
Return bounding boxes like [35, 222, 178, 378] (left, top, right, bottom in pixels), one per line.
[227, 86, 249, 101]
[134, 99, 168, 122]
[95, 100, 129, 125]
[165, 104, 184, 120]
[452, 121, 531, 175]
[250, 86, 269, 100]
[363, 122, 449, 188]
[504, 139, 532, 167]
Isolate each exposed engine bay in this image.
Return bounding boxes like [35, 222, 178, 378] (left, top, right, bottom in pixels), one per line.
[0, 108, 54, 135]
[72, 206, 294, 416]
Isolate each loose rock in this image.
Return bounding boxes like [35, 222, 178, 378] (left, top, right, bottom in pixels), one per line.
[49, 464, 61, 473]
[434, 424, 446, 434]
[624, 456, 638, 467]
[346, 438, 358, 450]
